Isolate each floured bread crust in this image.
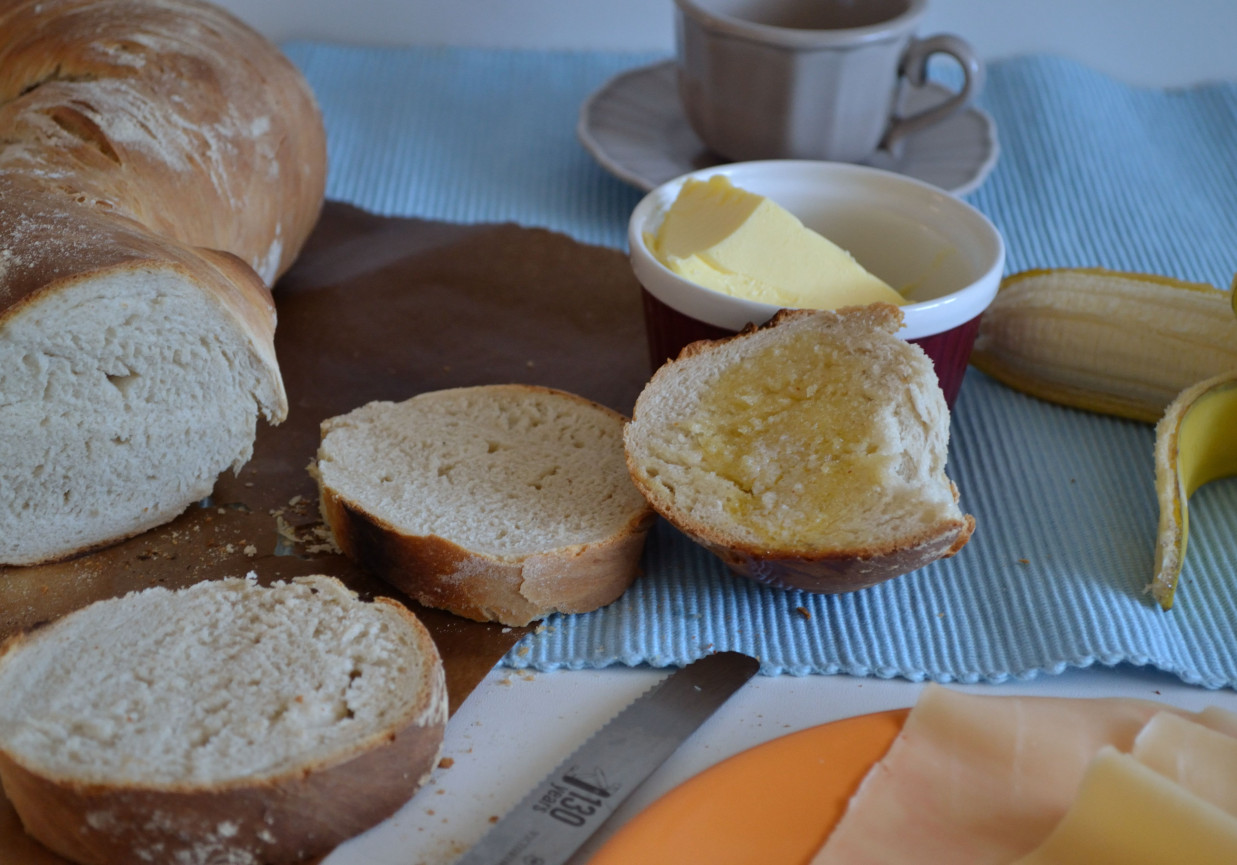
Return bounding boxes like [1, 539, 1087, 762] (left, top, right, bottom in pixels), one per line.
[0, 0, 326, 285]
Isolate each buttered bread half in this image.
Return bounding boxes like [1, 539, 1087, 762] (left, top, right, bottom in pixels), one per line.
[624, 305, 974, 593]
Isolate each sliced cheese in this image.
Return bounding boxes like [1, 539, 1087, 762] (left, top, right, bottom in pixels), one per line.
[1132, 712, 1237, 817]
[1198, 704, 1237, 739]
[1011, 747, 1237, 865]
[811, 685, 1174, 865]
[650, 175, 906, 309]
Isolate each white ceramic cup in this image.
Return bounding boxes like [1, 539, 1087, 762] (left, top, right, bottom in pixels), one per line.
[674, 0, 983, 163]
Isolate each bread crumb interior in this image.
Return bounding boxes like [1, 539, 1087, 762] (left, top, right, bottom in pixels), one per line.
[0, 576, 427, 786]
[317, 387, 647, 557]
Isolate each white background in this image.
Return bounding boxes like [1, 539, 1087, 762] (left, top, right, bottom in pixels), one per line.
[214, 0, 1237, 86]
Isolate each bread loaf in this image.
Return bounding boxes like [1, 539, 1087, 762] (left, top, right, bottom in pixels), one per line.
[0, 574, 448, 865]
[623, 305, 974, 594]
[315, 385, 656, 627]
[0, 0, 327, 565]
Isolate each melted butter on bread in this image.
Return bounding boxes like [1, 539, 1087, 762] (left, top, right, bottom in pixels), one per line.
[686, 325, 900, 544]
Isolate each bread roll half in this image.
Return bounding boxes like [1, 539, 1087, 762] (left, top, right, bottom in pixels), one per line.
[624, 305, 974, 593]
[0, 575, 447, 865]
[315, 385, 656, 627]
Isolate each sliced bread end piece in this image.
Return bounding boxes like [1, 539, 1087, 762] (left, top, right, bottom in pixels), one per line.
[315, 385, 656, 627]
[624, 305, 974, 593]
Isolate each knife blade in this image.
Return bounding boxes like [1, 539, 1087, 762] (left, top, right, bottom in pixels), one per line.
[453, 651, 760, 865]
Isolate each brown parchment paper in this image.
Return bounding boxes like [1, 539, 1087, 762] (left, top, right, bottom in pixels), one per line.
[0, 203, 652, 864]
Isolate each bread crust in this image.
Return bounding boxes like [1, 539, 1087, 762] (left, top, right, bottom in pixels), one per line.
[322, 483, 656, 627]
[687, 509, 975, 593]
[625, 306, 974, 594]
[0, 0, 327, 284]
[0, 588, 448, 865]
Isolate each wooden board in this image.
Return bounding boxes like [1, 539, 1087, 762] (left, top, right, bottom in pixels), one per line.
[0, 203, 653, 863]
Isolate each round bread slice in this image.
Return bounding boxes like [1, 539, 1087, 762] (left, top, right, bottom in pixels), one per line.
[0, 574, 447, 865]
[624, 305, 975, 593]
[314, 385, 657, 627]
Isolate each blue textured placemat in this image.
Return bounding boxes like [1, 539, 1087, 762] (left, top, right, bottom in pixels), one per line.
[282, 43, 1237, 688]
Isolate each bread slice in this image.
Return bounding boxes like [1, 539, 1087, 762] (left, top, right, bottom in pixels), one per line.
[0, 574, 447, 865]
[315, 384, 656, 627]
[624, 305, 974, 593]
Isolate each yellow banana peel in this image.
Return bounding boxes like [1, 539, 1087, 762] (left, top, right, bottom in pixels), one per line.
[1149, 277, 1237, 610]
[1151, 370, 1237, 609]
[972, 266, 1237, 610]
[971, 268, 1237, 423]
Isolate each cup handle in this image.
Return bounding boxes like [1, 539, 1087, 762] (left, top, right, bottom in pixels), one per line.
[882, 34, 984, 151]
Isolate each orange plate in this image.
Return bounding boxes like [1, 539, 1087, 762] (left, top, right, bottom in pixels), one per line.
[588, 708, 909, 865]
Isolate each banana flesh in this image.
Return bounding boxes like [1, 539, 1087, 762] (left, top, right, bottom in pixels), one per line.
[971, 269, 1237, 423]
[1151, 370, 1237, 609]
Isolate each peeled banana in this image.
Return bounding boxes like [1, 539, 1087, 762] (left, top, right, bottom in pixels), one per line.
[970, 269, 1237, 423]
[1151, 370, 1237, 609]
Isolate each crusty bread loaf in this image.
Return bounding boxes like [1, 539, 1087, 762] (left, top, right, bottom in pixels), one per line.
[0, 574, 447, 865]
[315, 385, 657, 627]
[0, 0, 326, 285]
[624, 305, 974, 593]
[0, 0, 327, 565]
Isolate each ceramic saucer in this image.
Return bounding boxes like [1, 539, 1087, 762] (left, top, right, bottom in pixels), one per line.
[578, 60, 999, 196]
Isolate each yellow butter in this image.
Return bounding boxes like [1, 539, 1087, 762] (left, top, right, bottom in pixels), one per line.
[650, 175, 905, 308]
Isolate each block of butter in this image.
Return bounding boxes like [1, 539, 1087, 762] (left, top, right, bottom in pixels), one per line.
[650, 175, 906, 309]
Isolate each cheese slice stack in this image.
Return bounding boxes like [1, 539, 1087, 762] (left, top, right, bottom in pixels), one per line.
[813, 686, 1237, 865]
[1013, 745, 1237, 865]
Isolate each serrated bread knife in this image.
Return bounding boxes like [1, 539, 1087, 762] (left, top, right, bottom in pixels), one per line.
[453, 651, 760, 865]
